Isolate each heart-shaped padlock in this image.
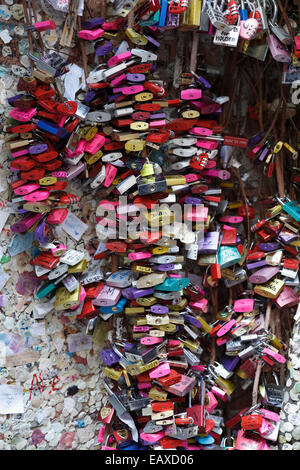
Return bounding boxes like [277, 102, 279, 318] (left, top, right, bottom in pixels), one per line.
[239, 18, 259, 40]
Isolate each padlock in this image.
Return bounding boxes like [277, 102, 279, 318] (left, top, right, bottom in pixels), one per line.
[263, 373, 284, 408]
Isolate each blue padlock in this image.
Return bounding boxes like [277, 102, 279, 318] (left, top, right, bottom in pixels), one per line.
[218, 246, 241, 269]
[118, 440, 147, 450]
[36, 119, 70, 139]
[158, 0, 168, 26]
[99, 297, 127, 314]
[154, 277, 190, 291]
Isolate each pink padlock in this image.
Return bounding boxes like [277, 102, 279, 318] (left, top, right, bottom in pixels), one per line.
[211, 385, 227, 402]
[111, 74, 127, 87]
[196, 140, 219, 150]
[97, 426, 106, 443]
[14, 183, 40, 195]
[12, 149, 29, 158]
[149, 362, 170, 379]
[180, 89, 202, 100]
[33, 20, 56, 31]
[216, 319, 237, 337]
[185, 173, 199, 182]
[201, 169, 231, 180]
[47, 208, 68, 225]
[216, 337, 228, 346]
[78, 28, 104, 40]
[51, 243, 67, 256]
[263, 347, 286, 364]
[233, 298, 254, 313]
[137, 382, 151, 390]
[9, 108, 37, 122]
[84, 134, 105, 154]
[149, 120, 166, 128]
[103, 164, 117, 188]
[239, 18, 259, 40]
[260, 409, 280, 422]
[23, 189, 49, 202]
[140, 336, 163, 346]
[140, 431, 165, 444]
[190, 127, 213, 136]
[107, 52, 132, 67]
[121, 85, 145, 95]
[258, 418, 276, 439]
[128, 252, 152, 261]
[275, 286, 300, 308]
[189, 298, 208, 312]
[190, 365, 206, 372]
[205, 391, 218, 412]
[267, 35, 291, 63]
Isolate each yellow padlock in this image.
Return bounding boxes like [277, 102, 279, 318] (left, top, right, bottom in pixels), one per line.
[125, 28, 148, 45]
[39, 177, 57, 185]
[130, 121, 149, 131]
[135, 92, 154, 102]
[125, 139, 145, 152]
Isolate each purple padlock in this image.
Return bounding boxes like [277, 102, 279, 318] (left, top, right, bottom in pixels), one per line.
[84, 90, 97, 103]
[194, 74, 211, 90]
[246, 260, 266, 270]
[124, 341, 136, 352]
[259, 242, 281, 251]
[101, 348, 120, 366]
[150, 113, 165, 120]
[122, 287, 154, 299]
[221, 355, 240, 372]
[150, 304, 169, 314]
[126, 73, 145, 82]
[8, 94, 23, 105]
[183, 314, 202, 329]
[249, 266, 280, 284]
[29, 143, 48, 155]
[95, 41, 113, 56]
[248, 132, 265, 147]
[184, 197, 203, 205]
[154, 264, 175, 272]
[108, 93, 121, 103]
[198, 231, 219, 254]
[34, 218, 50, 245]
[278, 230, 298, 244]
[82, 17, 104, 29]
[254, 146, 269, 164]
[144, 35, 160, 47]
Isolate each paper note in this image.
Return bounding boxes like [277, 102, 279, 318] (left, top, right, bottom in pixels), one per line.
[8, 232, 35, 257]
[67, 332, 92, 353]
[64, 64, 86, 101]
[0, 385, 24, 414]
[6, 349, 40, 367]
[61, 212, 88, 241]
[0, 210, 9, 232]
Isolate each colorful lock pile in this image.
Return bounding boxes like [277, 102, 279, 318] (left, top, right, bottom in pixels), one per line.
[2, 0, 300, 452]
